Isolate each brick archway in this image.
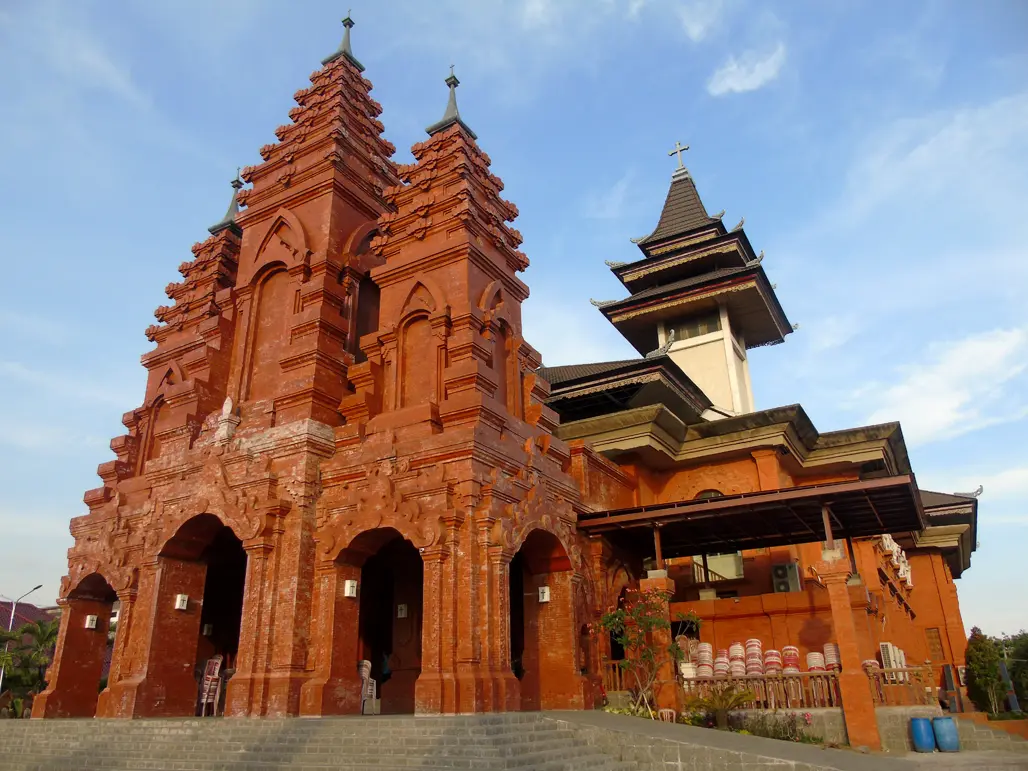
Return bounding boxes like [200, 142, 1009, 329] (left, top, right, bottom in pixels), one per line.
[509, 528, 583, 711]
[32, 573, 117, 718]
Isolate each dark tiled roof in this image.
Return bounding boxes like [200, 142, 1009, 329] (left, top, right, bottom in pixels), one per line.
[0, 601, 52, 630]
[605, 265, 753, 307]
[537, 359, 642, 386]
[919, 489, 975, 508]
[637, 170, 717, 246]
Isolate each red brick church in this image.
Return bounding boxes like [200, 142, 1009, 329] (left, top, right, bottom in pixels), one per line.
[35, 16, 977, 751]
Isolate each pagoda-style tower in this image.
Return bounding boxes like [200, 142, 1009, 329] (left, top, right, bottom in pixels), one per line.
[35, 22, 594, 721]
[597, 145, 792, 417]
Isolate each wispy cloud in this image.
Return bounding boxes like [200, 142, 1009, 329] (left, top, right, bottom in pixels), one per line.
[825, 92, 1028, 230]
[0, 418, 108, 455]
[678, 0, 724, 42]
[860, 328, 1028, 446]
[582, 170, 635, 220]
[0, 361, 139, 408]
[0, 310, 72, 347]
[707, 42, 787, 96]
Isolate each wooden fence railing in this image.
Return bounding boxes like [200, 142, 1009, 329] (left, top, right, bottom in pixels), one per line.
[603, 661, 627, 692]
[680, 672, 841, 710]
[866, 665, 936, 706]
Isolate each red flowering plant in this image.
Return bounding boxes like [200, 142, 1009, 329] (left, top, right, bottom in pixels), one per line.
[598, 588, 682, 718]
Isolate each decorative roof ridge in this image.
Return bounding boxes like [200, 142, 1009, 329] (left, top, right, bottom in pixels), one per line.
[633, 143, 723, 248]
[426, 67, 477, 140]
[321, 12, 364, 71]
[208, 173, 244, 235]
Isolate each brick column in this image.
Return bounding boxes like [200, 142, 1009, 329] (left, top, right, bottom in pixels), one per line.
[298, 560, 362, 715]
[224, 539, 272, 716]
[415, 545, 451, 713]
[32, 596, 112, 718]
[639, 573, 681, 713]
[95, 587, 136, 717]
[815, 555, 881, 751]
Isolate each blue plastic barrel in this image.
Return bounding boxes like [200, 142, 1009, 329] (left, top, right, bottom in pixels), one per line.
[933, 716, 960, 752]
[910, 717, 936, 752]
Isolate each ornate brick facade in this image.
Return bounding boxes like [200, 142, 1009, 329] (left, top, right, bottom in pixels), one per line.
[35, 29, 593, 719]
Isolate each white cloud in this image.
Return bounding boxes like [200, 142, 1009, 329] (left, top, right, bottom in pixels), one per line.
[804, 315, 861, 354]
[830, 93, 1028, 228]
[582, 170, 634, 220]
[861, 328, 1028, 446]
[0, 310, 71, 347]
[707, 42, 786, 96]
[0, 361, 139, 408]
[678, 0, 724, 42]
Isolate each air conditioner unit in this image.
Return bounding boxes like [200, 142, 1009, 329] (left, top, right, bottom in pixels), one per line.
[771, 563, 800, 593]
[174, 594, 189, 611]
[84, 615, 98, 630]
[343, 580, 358, 598]
[879, 642, 896, 669]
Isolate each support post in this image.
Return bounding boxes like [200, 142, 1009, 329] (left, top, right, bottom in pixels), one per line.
[653, 527, 664, 571]
[814, 553, 881, 751]
[638, 574, 681, 714]
[822, 504, 835, 551]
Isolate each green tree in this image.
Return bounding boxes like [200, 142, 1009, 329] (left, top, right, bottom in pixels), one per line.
[998, 630, 1028, 707]
[598, 587, 682, 718]
[16, 619, 59, 691]
[966, 627, 1005, 713]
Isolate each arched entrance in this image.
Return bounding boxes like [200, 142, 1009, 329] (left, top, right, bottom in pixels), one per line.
[32, 573, 117, 718]
[340, 527, 423, 715]
[508, 529, 581, 711]
[153, 513, 247, 716]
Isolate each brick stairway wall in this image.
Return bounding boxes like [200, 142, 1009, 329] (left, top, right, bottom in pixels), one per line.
[956, 714, 1028, 753]
[0, 714, 635, 771]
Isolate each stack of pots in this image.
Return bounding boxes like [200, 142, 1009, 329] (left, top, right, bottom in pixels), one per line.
[728, 642, 746, 677]
[745, 638, 764, 675]
[823, 643, 841, 672]
[679, 660, 697, 680]
[782, 645, 801, 674]
[696, 643, 714, 677]
[714, 648, 730, 677]
[764, 649, 783, 674]
[806, 651, 827, 672]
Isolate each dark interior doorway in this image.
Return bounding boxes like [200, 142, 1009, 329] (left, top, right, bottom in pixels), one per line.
[356, 533, 423, 714]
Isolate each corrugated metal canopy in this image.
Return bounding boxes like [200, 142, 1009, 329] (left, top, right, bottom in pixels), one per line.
[578, 475, 925, 558]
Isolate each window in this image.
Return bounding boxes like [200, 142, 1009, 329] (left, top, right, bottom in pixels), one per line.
[694, 489, 724, 500]
[669, 311, 721, 342]
[926, 628, 946, 664]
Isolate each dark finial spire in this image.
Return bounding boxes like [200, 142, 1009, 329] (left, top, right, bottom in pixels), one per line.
[322, 10, 365, 71]
[208, 171, 243, 235]
[425, 66, 477, 139]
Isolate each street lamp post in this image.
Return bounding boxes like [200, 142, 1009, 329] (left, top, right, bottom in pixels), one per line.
[0, 584, 43, 695]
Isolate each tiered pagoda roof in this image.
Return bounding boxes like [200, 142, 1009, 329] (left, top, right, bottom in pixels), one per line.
[596, 162, 792, 356]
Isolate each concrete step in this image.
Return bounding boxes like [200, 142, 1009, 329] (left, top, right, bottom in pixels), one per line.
[0, 714, 639, 771]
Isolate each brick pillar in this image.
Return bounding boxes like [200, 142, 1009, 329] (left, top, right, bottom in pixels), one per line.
[815, 555, 881, 750]
[488, 546, 520, 712]
[96, 587, 136, 717]
[32, 596, 113, 718]
[533, 569, 583, 710]
[109, 556, 207, 717]
[298, 560, 362, 715]
[639, 574, 681, 713]
[224, 540, 272, 716]
[415, 545, 451, 713]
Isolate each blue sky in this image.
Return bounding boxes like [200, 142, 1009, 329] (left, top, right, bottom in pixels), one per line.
[0, 1, 1025, 635]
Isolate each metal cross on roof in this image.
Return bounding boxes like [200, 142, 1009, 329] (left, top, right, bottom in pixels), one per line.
[668, 140, 690, 168]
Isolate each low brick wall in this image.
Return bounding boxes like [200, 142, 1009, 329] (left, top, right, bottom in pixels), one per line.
[731, 708, 847, 746]
[549, 711, 912, 771]
[874, 705, 943, 753]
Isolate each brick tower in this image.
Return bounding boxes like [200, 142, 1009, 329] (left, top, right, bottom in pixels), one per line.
[34, 19, 593, 719]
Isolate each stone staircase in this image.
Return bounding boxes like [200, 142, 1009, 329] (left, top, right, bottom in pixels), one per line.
[0, 713, 638, 771]
[956, 713, 1028, 753]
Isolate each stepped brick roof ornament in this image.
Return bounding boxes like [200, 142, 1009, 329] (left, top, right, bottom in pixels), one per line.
[634, 141, 721, 247]
[426, 66, 477, 140]
[322, 11, 365, 71]
[208, 172, 243, 235]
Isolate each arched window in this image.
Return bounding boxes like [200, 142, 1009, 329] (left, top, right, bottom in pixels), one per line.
[694, 489, 724, 500]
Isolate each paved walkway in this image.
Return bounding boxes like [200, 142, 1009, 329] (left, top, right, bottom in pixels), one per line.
[905, 750, 1028, 769]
